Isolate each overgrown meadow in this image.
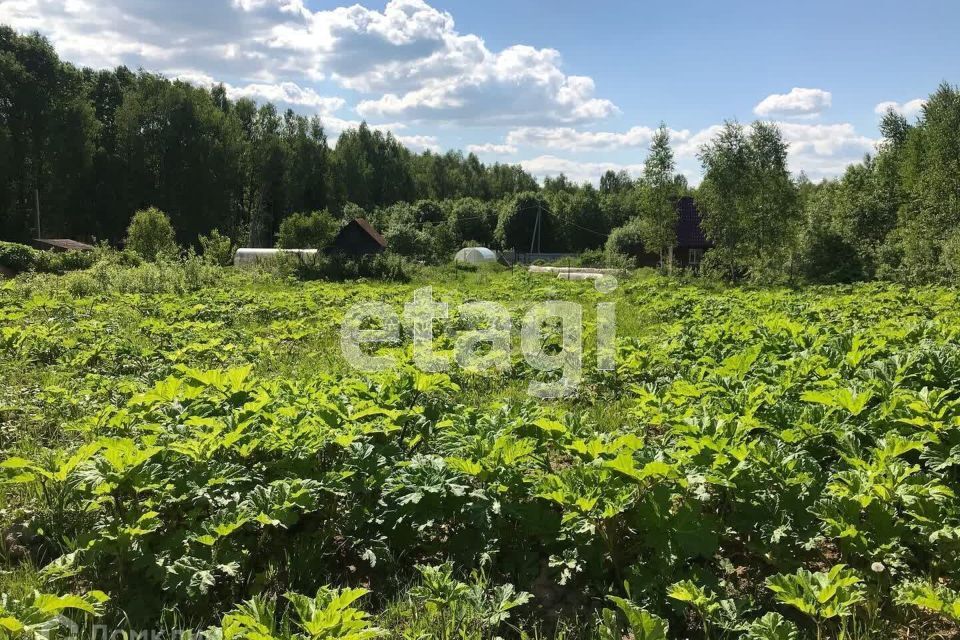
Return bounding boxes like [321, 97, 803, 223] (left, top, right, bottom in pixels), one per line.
[2, 264, 960, 639]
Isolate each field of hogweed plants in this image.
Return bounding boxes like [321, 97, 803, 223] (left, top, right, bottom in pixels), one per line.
[2, 264, 960, 639]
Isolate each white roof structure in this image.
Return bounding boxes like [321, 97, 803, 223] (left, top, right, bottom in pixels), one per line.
[234, 248, 319, 267]
[454, 247, 497, 264]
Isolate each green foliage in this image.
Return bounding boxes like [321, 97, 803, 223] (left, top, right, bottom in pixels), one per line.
[3, 268, 960, 638]
[200, 230, 237, 266]
[0, 242, 40, 273]
[0, 590, 109, 637]
[605, 218, 648, 265]
[766, 565, 865, 621]
[125, 207, 178, 261]
[496, 192, 553, 251]
[0, 242, 97, 276]
[210, 588, 382, 640]
[636, 125, 686, 264]
[449, 198, 497, 248]
[277, 211, 339, 250]
[0, 28, 538, 249]
[697, 121, 801, 281]
[602, 597, 668, 640]
[895, 581, 960, 622]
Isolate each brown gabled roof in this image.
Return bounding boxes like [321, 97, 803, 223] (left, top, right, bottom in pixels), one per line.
[33, 238, 95, 251]
[350, 218, 387, 248]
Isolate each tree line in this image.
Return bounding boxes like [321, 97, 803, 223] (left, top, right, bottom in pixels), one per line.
[0, 27, 537, 247]
[2, 25, 959, 283]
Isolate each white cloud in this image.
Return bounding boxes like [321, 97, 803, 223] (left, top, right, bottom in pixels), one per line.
[396, 134, 440, 152]
[506, 126, 656, 152]
[278, 0, 618, 124]
[506, 120, 875, 183]
[504, 124, 731, 158]
[225, 82, 345, 112]
[673, 125, 726, 158]
[776, 121, 876, 180]
[754, 87, 832, 118]
[874, 98, 926, 119]
[171, 71, 346, 113]
[466, 143, 518, 155]
[519, 155, 645, 185]
[1, 0, 617, 127]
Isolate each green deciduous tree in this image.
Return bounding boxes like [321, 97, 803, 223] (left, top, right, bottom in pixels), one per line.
[125, 207, 177, 261]
[637, 124, 685, 270]
[697, 121, 800, 280]
[276, 210, 339, 250]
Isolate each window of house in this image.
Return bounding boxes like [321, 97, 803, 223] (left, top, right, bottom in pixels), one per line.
[689, 248, 704, 266]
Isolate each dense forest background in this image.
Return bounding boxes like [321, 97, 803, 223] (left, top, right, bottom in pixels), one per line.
[2, 26, 959, 283]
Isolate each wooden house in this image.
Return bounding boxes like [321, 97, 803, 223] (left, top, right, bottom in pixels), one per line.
[633, 197, 712, 269]
[329, 218, 388, 256]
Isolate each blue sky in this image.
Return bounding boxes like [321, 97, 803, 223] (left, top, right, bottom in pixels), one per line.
[2, 0, 955, 183]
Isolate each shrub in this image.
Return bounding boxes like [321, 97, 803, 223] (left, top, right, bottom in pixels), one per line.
[385, 222, 433, 262]
[277, 211, 339, 250]
[320, 253, 412, 282]
[576, 249, 606, 268]
[414, 199, 444, 224]
[0, 242, 40, 273]
[65, 271, 99, 297]
[604, 219, 647, 266]
[450, 198, 496, 247]
[941, 228, 960, 282]
[341, 202, 368, 221]
[801, 228, 864, 284]
[125, 207, 178, 261]
[38, 250, 97, 274]
[199, 229, 236, 266]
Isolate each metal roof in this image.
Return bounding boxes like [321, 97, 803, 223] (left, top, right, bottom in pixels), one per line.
[348, 218, 388, 249]
[33, 238, 95, 251]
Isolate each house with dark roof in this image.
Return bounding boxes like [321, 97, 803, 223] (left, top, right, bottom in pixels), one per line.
[675, 196, 712, 268]
[329, 218, 387, 256]
[31, 238, 95, 252]
[633, 196, 713, 269]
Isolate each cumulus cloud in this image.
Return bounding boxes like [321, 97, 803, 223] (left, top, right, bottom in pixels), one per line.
[466, 143, 518, 155]
[504, 120, 875, 182]
[0, 0, 299, 79]
[506, 126, 656, 152]
[1, 0, 617, 127]
[504, 124, 731, 157]
[776, 121, 876, 180]
[874, 98, 926, 119]
[224, 82, 346, 112]
[754, 87, 832, 118]
[519, 155, 645, 185]
[172, 71, 346, 113]
[352, 45, 618, 124]
[396, 135, 441, 152]
[271, 0, 619, 124]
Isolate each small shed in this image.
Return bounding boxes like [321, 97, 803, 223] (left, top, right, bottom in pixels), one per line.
[31, 239, 95, 252]
[454, 247, 497, 264]
[330, 218, 387, 256]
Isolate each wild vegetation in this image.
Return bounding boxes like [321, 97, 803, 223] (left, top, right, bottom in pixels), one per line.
[2, 263, 960, 639]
